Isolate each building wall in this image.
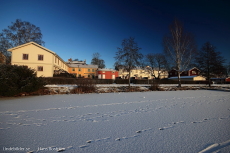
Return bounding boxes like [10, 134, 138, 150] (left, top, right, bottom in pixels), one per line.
[68, 67, 97, 78]
[169, 68, 200, 77]
[119, 69, 168, 79]
[194, 76, 206, 81]
[9, 42, 68, 77]
[98, 70, 118, 79]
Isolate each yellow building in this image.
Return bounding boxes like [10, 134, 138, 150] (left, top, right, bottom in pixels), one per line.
[8, 42, 69, 77]
[119, 68, 168, 79]
[68, 61, 98, 78]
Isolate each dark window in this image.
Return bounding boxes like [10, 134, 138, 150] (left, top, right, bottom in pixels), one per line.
[38, 66, 43, 71]
[38, 55, 44, 61]
[23, 54, 29, 60]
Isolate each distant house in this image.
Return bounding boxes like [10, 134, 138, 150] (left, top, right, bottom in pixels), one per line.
[168, 67, 200, 78]
[97, 69, 118, 79]
[8, 42, 69, 77]
[226, 77, 230, 83]
[67, 60, 98, 78]
[118, 68, 168, 79]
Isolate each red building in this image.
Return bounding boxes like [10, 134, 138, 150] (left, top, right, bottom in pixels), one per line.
[168, 67, 200, 78]
[97, 69, 119, 79]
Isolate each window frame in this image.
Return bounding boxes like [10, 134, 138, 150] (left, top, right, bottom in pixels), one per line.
[37, 66, 43, 71]
[38, 54, 44, 61]
[22, 54, 29, 60]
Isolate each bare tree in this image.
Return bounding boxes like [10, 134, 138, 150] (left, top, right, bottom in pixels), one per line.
[0, 19, 45, 63]
[114, 37, 143, 87]
[145, 53, 168, 79]
[163, 19, 196, 87]
[91, 52, 105, 68]
[195, 42, 225, 87]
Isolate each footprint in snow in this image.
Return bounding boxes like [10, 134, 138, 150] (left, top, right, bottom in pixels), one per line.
[79, 145, 88, 148]
[57, 148, 65, 152]
[115, 138, 121, 141]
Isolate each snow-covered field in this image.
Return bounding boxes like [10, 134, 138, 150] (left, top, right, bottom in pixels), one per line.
[0, 90, 229, 153]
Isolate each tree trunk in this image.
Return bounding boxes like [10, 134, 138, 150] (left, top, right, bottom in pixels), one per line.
[177, 72, 181, 87]
[128, 70, 131, 89]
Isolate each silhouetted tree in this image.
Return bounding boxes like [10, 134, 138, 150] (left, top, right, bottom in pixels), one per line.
[0, 19, 45, 63]
[114, 37, 143, 87]
[195, 42, 225, 87]
[163, 19, 197, 87]
[91, 52, 105, 68]
[145, 53, 169, 79]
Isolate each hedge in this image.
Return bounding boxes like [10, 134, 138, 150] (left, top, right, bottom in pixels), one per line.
[0, 64, 46, 96]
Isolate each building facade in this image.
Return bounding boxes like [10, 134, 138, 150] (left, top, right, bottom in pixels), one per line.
[8, 42, 68, 77]
[97, 69, 119, 79]
[119, 68, 168, 79]
[168, 67, 200, 78]
[68, 60, 98, 78]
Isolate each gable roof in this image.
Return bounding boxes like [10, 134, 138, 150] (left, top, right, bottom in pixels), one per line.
[169, 67, 200, 72]
[7, 42, 68, 66]
[7, 42, 55, 54]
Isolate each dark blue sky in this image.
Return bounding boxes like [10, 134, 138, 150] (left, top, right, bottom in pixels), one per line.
[1, 0, 230, 68]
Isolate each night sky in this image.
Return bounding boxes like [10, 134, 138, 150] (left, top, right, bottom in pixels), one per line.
[1, 0, 230, 68]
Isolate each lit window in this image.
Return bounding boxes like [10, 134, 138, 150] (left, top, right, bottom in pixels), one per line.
[38, 66, 43, 71]
[23, 54, 29, 60]
[192, 71, 196, 74]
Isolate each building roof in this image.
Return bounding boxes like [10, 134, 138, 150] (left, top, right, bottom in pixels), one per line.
[169, 67, 200, 72]
[68, 63, 98, 68]
[98, 68, 117, 71]
[7, 42, 67, 65]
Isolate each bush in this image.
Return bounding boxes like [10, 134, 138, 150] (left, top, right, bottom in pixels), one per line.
[149, 80, 160, 91]
[75, 79, 96, 93]
[114, 79, 129, 84]
[44, 77, 77, 84]
[0, 64, 46, 97]
[94, 79, 114, 84]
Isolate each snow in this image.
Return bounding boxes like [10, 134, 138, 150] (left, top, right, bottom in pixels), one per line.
[0, 90, 230, 153]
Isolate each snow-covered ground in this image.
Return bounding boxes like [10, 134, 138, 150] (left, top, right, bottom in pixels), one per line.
[0, 90, 229, 153]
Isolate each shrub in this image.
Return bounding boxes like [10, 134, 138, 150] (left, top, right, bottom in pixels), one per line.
[75, 79, 96, 93]
[0, 64, 46, 96]
[149, 80, 160, 91]
[44, 77, 77, 84]
[114, 79, 129, 84]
